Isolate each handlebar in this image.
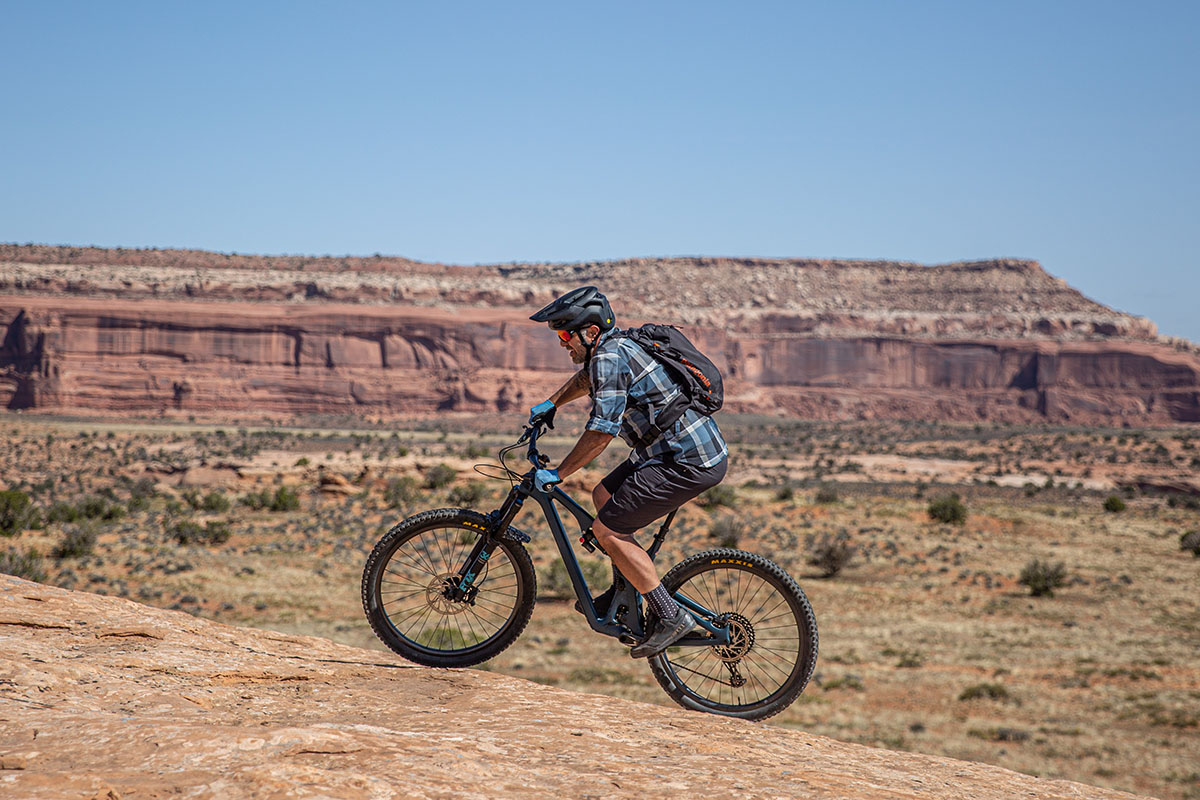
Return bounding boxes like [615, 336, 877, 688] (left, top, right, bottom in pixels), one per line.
[519, 424, 551, 470]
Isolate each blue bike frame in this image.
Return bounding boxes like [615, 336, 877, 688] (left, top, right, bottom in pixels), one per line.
[472, 425, 731, 649]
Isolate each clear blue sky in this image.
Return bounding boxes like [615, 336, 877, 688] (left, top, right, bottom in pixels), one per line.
[3, 1, 1197, 340]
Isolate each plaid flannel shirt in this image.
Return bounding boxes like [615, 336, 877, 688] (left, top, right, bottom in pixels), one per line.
[585, 329, 728, 468]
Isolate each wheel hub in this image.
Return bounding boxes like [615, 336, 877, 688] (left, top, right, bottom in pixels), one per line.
[712, 612, 755, 662]
[427, 574, 469, 615]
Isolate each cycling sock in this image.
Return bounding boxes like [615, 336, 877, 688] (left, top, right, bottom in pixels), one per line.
[643, 583, 678, 620]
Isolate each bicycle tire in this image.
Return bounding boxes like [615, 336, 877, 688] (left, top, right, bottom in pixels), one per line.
[362, 508, 536, 668]
[648, 548, 818, 721]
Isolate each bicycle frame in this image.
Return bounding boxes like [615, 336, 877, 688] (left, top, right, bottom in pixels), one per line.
[458, 425, 731, 649]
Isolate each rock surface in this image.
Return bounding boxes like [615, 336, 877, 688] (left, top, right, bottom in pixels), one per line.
[2, 245, 1198, 424]
[0, 575, 1151, 799]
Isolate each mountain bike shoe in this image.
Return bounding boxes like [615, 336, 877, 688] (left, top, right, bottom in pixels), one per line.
[573, 584, 615, 618]
[630, 606, 697, 659]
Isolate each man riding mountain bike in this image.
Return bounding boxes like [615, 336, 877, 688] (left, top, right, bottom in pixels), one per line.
[527, 286, 729, 658]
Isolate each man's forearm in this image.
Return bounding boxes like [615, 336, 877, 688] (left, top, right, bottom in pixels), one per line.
[548, 369, 591, 407]
[557, 430, 614, 479]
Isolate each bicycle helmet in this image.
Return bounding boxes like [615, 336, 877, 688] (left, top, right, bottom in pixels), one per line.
[529, 286, 615, 333]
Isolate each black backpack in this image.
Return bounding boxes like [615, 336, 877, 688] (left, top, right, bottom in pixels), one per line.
[621, 324, 724, 446]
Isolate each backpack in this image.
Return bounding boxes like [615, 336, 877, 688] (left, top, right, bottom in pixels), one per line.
[620, 323, 724, 447]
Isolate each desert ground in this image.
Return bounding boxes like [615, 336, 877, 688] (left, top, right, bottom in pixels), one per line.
[2, 411, 1198, 800]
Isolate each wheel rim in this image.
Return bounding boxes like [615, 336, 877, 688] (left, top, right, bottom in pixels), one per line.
[376, 526, 522, 655]
[659, 565, 804, 709]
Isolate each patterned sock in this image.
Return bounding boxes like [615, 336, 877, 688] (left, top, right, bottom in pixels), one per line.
[643, 583, 678, 620]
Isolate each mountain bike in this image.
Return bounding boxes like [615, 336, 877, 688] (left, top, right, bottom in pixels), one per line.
[361, 423, 818, 720]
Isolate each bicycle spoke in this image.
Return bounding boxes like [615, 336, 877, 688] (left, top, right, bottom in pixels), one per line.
[373, 524, 532, 655]
[654, 554, 818, 715]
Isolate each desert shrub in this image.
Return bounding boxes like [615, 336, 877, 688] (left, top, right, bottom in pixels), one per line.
[0, 490, 33, 537]
[463, 442, 490, 460]
[884, 648, 925, 668]
[699, 484, 738, 510]
[269, 486, 300, 512]
[774, 486, 795, 502]
[0, 548, 46, 582]
[958, 683, 1012, 702]
[568, 666, 637, 685]
[78, 495, 123, 521]
[239, 489, 271, 510]
[1103, 495, 1127, 513]
[709, 514, 744, 548]
[170, 520, 203, 543]
[24, 506, 44, 531]
[131, 477, 157, 499]
[1018, 558, 1068, 597]
[53, 525, 96, 559]
[171, 520, 232, 545]
[968, 727, 1029, 743]
[424, 464, 457, 490]
[201, 491, 230, 513]
[46, 501, 81, 524]
[807, 531, 857, 578]
[295, 457, 310, 467]
[1179, 530, 1200, 557]
[927, 494, 967, 525]
[537, 558, 609, 600]
[814, 485, 840, 505]
[448, 481, 487, 507]
[384, 476, 421, 509]
[822, 674, 865, 691]
[181, 489, 204, 511]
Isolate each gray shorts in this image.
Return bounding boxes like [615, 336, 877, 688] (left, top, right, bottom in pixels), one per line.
[596, 457, 728, 535]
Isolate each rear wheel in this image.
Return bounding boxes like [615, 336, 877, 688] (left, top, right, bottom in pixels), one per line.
[362, 508, 536, 668]
[648, 549, 818, 720]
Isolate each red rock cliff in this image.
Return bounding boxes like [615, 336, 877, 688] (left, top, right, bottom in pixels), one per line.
[1, 247, 1197, 423]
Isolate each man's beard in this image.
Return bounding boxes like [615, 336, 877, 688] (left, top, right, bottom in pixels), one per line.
[568, 347, 585, 364]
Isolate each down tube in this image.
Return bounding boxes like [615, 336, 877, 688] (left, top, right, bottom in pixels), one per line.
[531, 488, 596, 606]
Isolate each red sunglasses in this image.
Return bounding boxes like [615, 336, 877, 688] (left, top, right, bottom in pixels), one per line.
[556, 330, 573, 343]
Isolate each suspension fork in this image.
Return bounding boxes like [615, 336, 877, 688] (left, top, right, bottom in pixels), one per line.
[447, 485, 528, 602]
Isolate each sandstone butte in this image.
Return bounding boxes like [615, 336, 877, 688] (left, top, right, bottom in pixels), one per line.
[2, 244, 1199, 425]
[0, 575, 1153, 800]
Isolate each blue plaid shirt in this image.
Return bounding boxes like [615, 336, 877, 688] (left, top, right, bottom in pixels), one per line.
[585, 329, 728, 468]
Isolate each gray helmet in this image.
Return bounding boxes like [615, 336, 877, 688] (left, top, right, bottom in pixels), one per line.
[529, 286, 615, 333]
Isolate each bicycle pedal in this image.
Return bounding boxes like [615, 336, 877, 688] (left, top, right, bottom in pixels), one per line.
[618, 633, 640, 647]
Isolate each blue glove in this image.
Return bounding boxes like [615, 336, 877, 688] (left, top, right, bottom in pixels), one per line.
[528, 400, 556, 429]
[534, 468, 561, 492]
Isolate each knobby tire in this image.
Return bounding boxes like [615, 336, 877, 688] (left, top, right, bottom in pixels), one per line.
[362, 508, 536, 668]
[648, 548, 818, 721]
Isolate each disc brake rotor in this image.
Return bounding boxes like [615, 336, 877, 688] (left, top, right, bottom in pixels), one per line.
[426, 573, 469, 615]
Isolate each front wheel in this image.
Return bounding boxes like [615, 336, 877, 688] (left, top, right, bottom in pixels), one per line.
[361, 508, 536, 668]
[648, 549, 818, 721]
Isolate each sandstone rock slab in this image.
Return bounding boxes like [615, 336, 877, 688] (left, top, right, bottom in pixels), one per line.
[0, 576, 1149, 800]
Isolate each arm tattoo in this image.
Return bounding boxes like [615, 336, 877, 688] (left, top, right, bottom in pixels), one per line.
[569, 369, 591, 394]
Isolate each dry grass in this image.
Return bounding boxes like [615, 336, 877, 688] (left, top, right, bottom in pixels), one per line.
[1, 416, 1198, 800]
